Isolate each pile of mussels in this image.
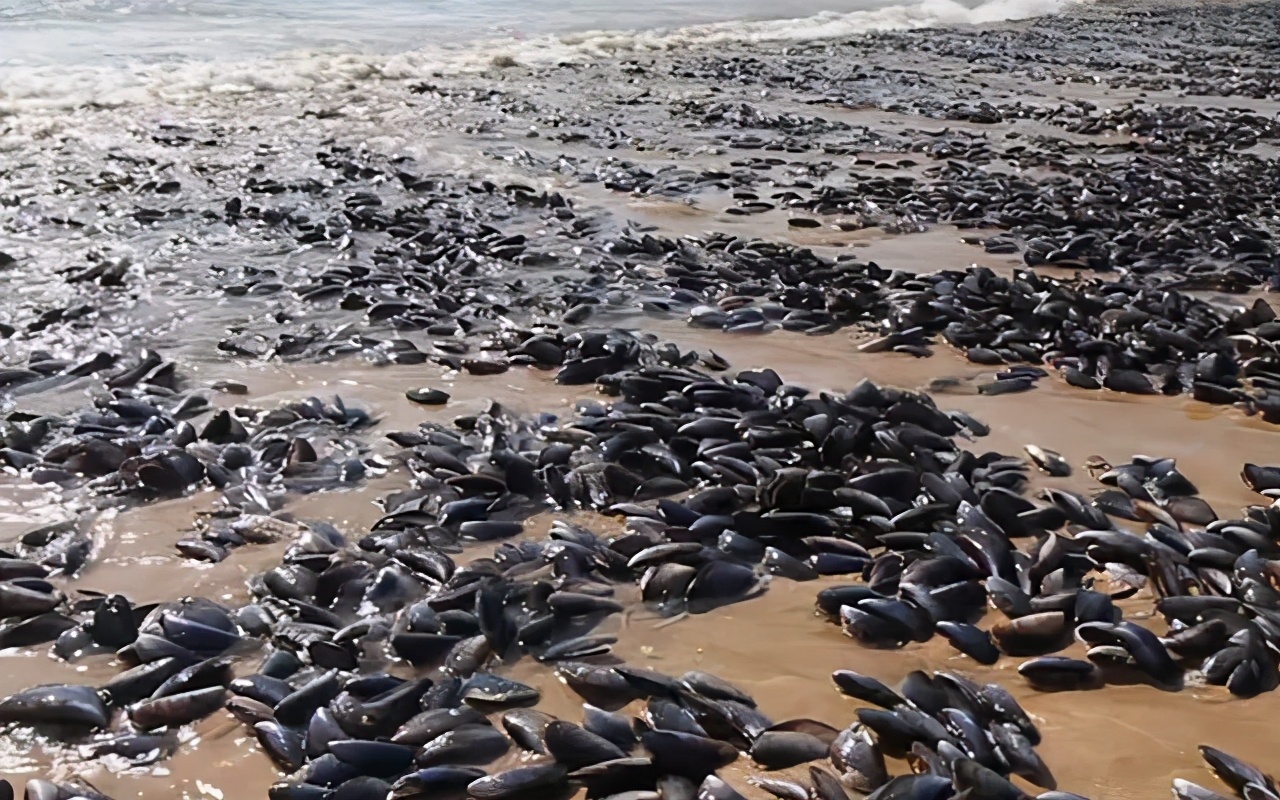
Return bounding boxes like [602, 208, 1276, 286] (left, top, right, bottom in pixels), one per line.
[2, 336, 1280, 799]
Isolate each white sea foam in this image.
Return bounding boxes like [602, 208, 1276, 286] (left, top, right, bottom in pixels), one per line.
[0, 0, 1074, 114]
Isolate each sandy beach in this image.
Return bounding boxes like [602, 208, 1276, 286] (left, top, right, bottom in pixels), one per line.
[1, 1, 1279, 797]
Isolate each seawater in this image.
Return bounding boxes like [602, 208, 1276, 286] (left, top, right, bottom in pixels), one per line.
[0, 0, 1071, 111]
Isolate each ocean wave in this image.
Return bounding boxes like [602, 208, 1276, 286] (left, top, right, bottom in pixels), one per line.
[0, 0, 1074, 114]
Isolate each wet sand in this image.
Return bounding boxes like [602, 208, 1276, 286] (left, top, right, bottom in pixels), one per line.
[3, 0, 1280, 796]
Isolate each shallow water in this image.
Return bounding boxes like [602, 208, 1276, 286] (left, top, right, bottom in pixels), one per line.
[0, 0, 1070, 110]
[0, 0, 1056, 68]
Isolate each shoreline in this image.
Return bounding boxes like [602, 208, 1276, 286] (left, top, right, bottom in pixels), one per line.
[0, 0, 1076, 114]
[1, 1, 1279, 797]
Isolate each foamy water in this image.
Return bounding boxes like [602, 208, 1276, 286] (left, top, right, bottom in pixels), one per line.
[0, 0, 1073, 112]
